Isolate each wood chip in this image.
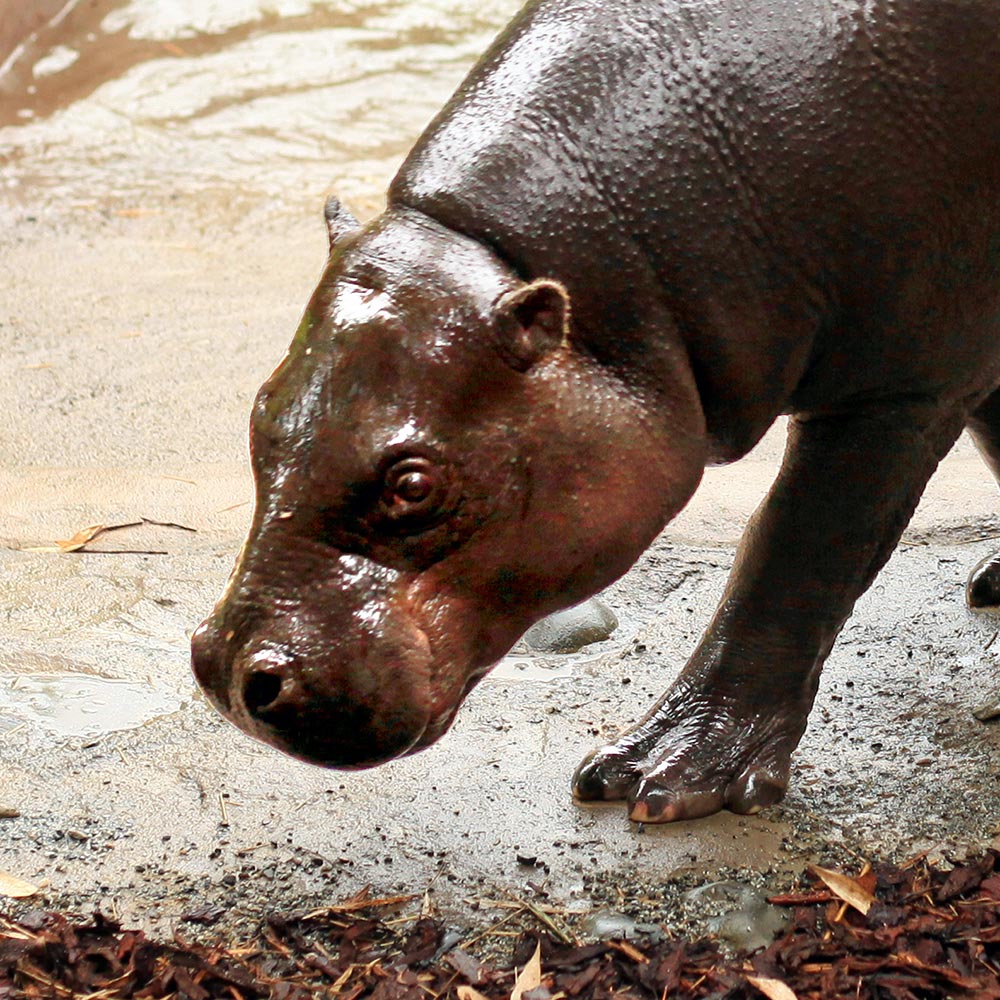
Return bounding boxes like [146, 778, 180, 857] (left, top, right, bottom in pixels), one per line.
[2, 854, 1000, 999]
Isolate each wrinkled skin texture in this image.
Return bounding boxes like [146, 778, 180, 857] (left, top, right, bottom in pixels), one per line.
[193, 0, 1000, 821]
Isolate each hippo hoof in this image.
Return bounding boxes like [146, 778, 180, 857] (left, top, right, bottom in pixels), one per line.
[967, 552, 1000, 609]
[572, 709, 793, 823]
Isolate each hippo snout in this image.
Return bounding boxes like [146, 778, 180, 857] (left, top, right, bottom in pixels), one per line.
[191, 607, 435, 769]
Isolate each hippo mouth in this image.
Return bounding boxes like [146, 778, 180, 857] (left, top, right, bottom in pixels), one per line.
[191, 596, 510, 770]
[193, 607, 452, 769]
[401, 661, 493, 757]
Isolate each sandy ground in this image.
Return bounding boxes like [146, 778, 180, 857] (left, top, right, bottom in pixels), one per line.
[2, 201, 1000, 941]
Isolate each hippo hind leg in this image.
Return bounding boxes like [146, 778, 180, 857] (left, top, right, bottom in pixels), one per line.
[574, 404, 965, 822]
[966, 389, 1000, 608]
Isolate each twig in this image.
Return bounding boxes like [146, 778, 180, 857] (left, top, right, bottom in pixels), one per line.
[508, 892, 578, 946]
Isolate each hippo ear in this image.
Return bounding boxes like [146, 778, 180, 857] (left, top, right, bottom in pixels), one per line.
[493, 279, 571, 372]
[324, 195, 361, 252]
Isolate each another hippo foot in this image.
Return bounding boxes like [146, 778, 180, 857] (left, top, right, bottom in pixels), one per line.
[967, 551, 1000, 609]
[572, 696, 800, 823]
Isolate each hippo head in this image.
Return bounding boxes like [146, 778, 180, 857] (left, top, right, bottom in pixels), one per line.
[191, 202, 703, 768]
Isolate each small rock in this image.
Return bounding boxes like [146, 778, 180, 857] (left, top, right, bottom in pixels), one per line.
[973, 690, 1000, 722]
[578, 909, 638, 939]
[523, 598, 619, 653]
[685, 881, 789, 951]
[181, 904, 225, 925]
[708, 898, 789, 951]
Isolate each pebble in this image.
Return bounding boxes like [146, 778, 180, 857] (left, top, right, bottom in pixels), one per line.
[578, 909, 637, 939]
[523, 598, 619, 653]
[684, 881, 789, 951]
[973, 690, 1000, 722]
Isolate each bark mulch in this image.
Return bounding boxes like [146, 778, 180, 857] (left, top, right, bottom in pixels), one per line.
[2, 852, 1000, 1000]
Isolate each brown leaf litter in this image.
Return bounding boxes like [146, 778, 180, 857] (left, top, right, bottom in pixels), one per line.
[3, 853, 1000, 999]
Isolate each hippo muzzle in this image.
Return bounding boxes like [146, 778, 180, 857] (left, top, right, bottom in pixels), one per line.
[191, 552, 447, 768]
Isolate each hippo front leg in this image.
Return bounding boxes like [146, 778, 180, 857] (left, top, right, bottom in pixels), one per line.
[574, 405, 965, 822]
[964, 389, 1000, 607]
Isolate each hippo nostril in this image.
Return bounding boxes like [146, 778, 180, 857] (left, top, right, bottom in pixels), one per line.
[243, 671, 284, 718]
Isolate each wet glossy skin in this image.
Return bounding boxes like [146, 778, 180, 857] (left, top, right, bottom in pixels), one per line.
[193, 208, 703, 767]
[194, 0, 1000, 821]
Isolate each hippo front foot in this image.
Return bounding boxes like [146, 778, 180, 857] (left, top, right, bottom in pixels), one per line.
[572, 693, 800, 823]
[967, 551, 1000, 609]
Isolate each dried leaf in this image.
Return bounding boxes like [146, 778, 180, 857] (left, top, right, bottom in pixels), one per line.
[24, 520, 189, 555]
[0, 871, 39, 899]
[808, 864, 875, 915]
[458, 987, 491, 1000]
[24, 523, 109, 553]
[57, 523, 108, 552]
[511, 942, 542, 1000]
[27, 521, 147, 554]
[747, 975, 798, 1000]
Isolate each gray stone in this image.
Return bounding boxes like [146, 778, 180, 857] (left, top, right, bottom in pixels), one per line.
[523, 598, 619, 653]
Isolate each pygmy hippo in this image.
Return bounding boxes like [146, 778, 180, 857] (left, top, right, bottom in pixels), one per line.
[192, 0, 1000, 822]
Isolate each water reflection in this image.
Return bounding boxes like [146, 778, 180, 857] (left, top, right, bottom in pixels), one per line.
[0, 0, 517, 209]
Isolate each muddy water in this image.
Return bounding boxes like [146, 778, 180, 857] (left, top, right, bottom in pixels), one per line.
[0, 0, 517, 214]
[0, 673, 182, 737]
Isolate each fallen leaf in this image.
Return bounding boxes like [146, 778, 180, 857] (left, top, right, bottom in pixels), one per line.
[511, 942, 542, 1000]
[0, 871, 39, 899]
[747, 974, 798, 1000]
[24, 520, 175, 554]
[808, 865, 875, 916]
[457, 988, 491, 1000]
[56, 524, 109, 551]
[25, 524, 106, 553]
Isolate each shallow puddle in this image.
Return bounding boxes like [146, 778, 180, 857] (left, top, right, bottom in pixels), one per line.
[491, 656, 578, 682]
[0, 673, 184, 737]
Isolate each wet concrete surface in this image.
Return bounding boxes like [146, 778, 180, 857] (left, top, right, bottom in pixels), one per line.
[2, 0, 1000, 943]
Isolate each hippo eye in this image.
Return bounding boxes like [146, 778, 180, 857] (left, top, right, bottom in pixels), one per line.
[395, 469, 434, 503]
[381, 456, 447, 523]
